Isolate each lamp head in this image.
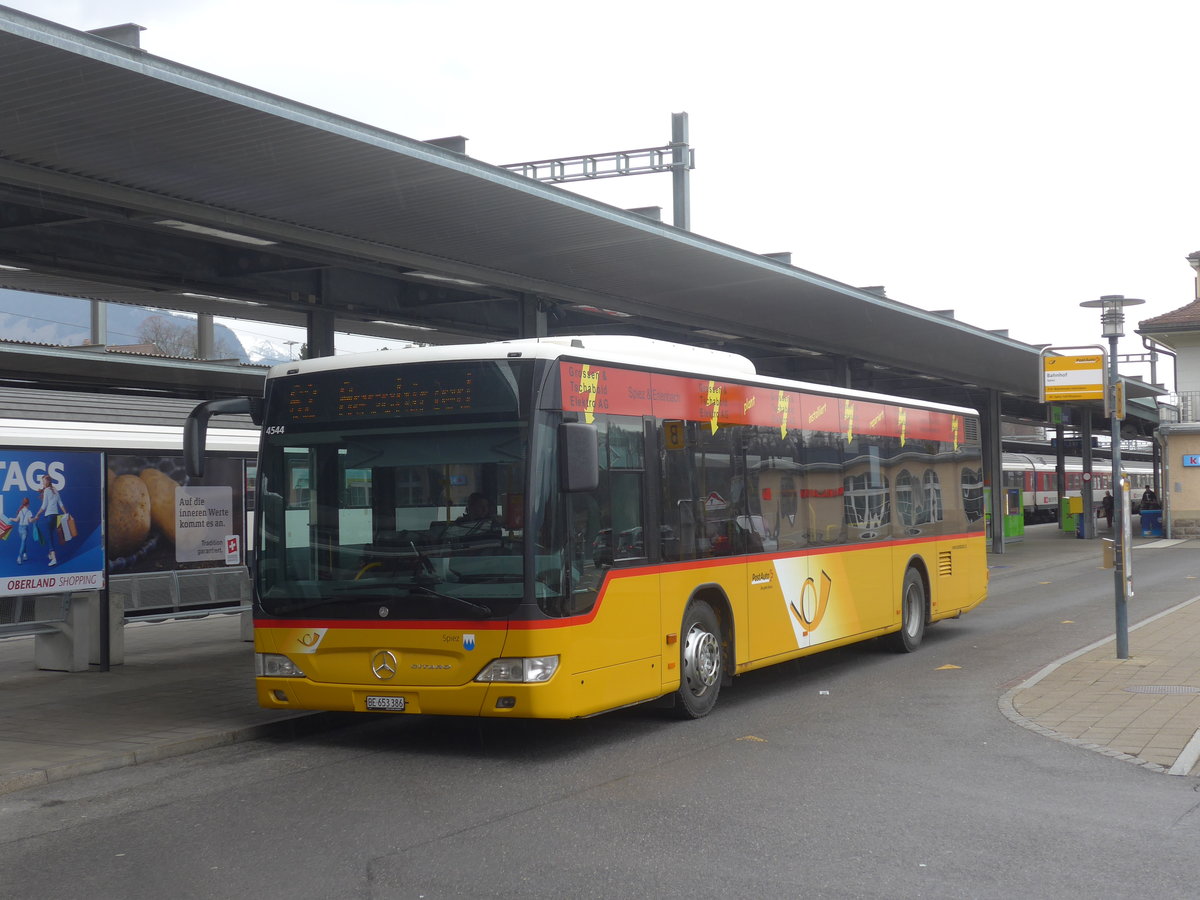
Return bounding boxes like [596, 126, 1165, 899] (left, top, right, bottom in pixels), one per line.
[1080, 294, 1145, 339]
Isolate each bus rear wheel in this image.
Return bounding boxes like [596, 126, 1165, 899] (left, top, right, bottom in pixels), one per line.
[889, 567, 927, 653]
[674, 600, 723, 718]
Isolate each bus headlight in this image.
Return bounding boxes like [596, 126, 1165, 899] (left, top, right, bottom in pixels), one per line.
[255, 653, 306, 678]
[474, 656, 559, 683]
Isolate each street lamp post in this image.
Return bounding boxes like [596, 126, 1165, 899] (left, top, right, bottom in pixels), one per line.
[1080, 294, 1144, 659]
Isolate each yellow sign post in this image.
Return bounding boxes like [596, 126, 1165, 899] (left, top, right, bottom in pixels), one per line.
[1040, 348, 1107, 403]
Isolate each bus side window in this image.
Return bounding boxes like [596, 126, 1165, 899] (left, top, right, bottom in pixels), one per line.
[606, 417, 645, 562]
[570, 415, 646, 592]
[661, 421, 702, 561]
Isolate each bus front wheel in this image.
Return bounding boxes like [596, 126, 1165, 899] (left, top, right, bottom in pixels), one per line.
[889, 567, 927, 653]
[674, 600, 723, 718]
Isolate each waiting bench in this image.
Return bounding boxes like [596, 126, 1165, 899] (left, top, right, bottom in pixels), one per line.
[109, 566, 251, 623]
[1, 567, 253, 672]
[0, 593, 90, 671]
[0, 593, 69, 636]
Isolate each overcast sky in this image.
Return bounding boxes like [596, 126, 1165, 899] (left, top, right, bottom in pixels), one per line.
[7, 0, 1200, 375]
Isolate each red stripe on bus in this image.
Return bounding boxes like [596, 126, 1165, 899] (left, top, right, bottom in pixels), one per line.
[255, 531, 982, 632]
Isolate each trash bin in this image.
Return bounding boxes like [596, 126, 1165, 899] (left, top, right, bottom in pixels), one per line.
[1066, 496, 1083, 535]
[1140, 509, 1163, 537]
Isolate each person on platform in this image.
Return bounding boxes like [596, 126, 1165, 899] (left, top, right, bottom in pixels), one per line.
[1101, 491, 1114, 529]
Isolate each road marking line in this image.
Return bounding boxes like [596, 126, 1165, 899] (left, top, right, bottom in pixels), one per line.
[1168, 729, 1200, 776]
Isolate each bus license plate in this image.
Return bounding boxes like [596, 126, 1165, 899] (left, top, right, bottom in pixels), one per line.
[366, 696, 406, 712]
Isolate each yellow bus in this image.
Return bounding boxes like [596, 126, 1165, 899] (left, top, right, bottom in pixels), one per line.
[186, 335, 987, 719]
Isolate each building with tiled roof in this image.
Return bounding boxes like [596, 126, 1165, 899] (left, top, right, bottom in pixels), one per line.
[1141, 299, 1200, 332]
[1140, 254, 1200, 402]
[1137, 252, 1200, 536]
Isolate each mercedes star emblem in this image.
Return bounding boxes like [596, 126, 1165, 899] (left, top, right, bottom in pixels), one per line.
[371, 650, 398, 680]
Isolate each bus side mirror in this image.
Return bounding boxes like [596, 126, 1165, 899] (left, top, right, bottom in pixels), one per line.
[185, 396, 259, 478]
[559, 422, 599, 493]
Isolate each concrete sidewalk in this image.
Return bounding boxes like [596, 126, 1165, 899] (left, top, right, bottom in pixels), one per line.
[0, 614, 343, 795]
[1, 527, 1198, 796]
[1000, 535, 1200, 776]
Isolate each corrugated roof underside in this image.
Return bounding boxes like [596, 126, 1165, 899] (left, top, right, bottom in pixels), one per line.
[0, 28, 900, 311]
[0, 14, 1044, 396]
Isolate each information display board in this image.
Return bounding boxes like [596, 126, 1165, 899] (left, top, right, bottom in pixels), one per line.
[1042, 352, 1106, 403]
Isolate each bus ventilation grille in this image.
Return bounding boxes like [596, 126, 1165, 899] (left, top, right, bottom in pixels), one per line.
[964, 418, 981, 443]
[938, 551, 953, 578]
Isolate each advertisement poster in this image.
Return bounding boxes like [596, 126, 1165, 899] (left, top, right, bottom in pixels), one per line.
[107, 455, 245, 574]
[0, 449, 105, 597]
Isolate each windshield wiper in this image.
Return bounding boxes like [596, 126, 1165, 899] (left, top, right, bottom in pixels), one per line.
[261, 580, 413, 613]
[326, 581, 494, 617]
[266, 594, 356, 614]
[451, 571, 522, 584]
[409, 584, 494, 617]
[411, 540, 437, 578]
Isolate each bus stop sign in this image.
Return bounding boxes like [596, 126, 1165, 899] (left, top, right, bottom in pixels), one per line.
[1041, 351, 1106, 403]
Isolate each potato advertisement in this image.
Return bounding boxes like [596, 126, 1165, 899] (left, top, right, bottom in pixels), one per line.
[106, 455, 245, 574]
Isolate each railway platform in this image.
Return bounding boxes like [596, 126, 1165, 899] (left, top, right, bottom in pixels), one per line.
[0, 613, 349, 796]
[1, 525, 1198, 796]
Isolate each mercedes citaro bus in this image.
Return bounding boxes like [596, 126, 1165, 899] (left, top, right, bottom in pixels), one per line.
[185, 335, 987, 719]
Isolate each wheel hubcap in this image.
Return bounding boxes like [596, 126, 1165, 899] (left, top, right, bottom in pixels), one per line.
[683, 623, 720, 693]
[904, 584, 921, 636]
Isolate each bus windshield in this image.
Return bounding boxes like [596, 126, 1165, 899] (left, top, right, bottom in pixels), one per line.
[254, 360, 543, 621]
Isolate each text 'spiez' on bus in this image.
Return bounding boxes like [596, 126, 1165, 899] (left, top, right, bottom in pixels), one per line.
[185, 336, 987, 719]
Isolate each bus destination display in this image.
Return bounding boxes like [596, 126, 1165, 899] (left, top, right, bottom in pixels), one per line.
[269, 362, 524, 426]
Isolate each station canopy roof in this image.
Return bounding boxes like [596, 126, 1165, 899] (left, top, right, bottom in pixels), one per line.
[0, 6, 1161, 427]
